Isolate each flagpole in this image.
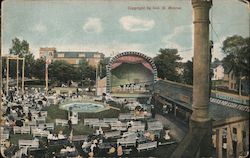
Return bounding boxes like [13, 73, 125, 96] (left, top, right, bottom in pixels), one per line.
[45, 63, 48, 95]
[45, 58, 49, 95]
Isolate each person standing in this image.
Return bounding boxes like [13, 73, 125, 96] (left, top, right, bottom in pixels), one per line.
[117, 143, 123, 158]
[68, 119, 72, 131]
[151, 105, 155, 118]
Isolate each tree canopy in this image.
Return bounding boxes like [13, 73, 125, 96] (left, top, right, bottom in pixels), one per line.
[153, 48, 182, 82]
[8, 38, 35, 78]
[222, 35, 250, 78]
[182, 60, 193, 85]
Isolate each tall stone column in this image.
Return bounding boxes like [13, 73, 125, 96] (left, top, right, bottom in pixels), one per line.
[216, 129, 223, 158]
[190, 0, 212, 157]
[191, 0, 212, 122]
[227, 126, 233, 158]
[0, 46, 2, 125]
[237, 124, 243, 157]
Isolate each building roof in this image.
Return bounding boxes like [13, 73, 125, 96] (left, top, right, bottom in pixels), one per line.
[54, 51, 105, 58]
[39, 47, 56, 51]
[223, 66, 233, 74]
[211, 60, 223, 69]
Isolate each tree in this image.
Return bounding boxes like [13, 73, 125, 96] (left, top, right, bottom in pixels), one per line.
[222, 35, 249, 77]
[9, 38, 35, 78]
[9, 38, 30, 57]
[222, 35, 250, 93]
[182, 60, 193, 85]
[153, 49, 182, 82]
[48, 60, 77, 84]
[78, 60, 96, 81]
[33, 57, 46, 80]
[99, 57, 110, 79]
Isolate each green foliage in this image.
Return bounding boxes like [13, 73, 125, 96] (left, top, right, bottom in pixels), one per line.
[182, 60, 193, 85]
[78, 60, 96, 81]
[48, 60, 78, 84]
[222, 35, 250, 77]
[33, 57, 46, 80]
[99, 57, 110, 78]
[154, 48, 182, 82]
[8, 37, 35, 78]
[9, 38, 30, 57]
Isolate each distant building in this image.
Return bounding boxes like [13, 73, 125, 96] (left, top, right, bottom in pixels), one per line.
[212, 64, 224, 80]
[39, 47, 56, 59]
[39, 47, 105, 67]
[224, 68, 237, 91]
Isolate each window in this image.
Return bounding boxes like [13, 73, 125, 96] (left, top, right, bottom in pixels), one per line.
[58, 53, 64, 57]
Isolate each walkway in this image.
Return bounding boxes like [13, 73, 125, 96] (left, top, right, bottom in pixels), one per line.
[155, 114, 188, 142]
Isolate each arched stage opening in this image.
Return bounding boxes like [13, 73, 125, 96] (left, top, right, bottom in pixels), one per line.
[106, 51, 157, 97]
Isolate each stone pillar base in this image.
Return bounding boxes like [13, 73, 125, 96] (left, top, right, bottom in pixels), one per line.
[190, 119, 213, 157]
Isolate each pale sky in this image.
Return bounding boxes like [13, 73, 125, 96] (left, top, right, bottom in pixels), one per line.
[1, 0, 249, 61]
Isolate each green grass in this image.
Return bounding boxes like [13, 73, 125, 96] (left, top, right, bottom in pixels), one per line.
[43, 105, 68, 123]
[9, 134, 33, 145]
[42, 101, 125, 136]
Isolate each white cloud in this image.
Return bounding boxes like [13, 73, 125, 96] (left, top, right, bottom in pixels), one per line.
[32, 23, 47, 33]
[83, 18, 103, 33]
[161, 25, 193, 62]
[119, 16, 155, 32]
[162, 25, 192, 44]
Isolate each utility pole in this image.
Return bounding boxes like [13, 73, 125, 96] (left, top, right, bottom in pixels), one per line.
[22, 59, 25, 96]
[45, 63, 48, 95]
[16, 59, 19, 93]
[6, 57, 9, 96]
[0, 47, 2, 125]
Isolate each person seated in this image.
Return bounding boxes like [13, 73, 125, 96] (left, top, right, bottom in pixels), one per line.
[52, 134, 58, 140]
[67, 145, 75, 152]
[58, 133, 65, 139]
[60, 146, 67, 154]
[107, 145, 116, 155]
[82, 140, 89, 153]
[90, 143, 96, 152]
[117, 143, 123, 158]
[88, 151, 94, 158]
[47, 133, 53, 140]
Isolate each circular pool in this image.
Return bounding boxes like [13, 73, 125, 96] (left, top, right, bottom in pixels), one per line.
[60, 102, 108, 113]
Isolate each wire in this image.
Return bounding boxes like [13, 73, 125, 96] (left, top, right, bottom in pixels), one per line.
[178, 48, 193, 52]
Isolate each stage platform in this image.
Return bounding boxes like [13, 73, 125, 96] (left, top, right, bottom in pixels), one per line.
[110, 93, 151, 98]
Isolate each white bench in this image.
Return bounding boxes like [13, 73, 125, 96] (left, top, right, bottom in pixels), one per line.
[92, 122, 109, 128]
[38, 123, 54, 130]
[13, 126, 31, 134]
[31, 128, 50, 137]
[117, 138, 136, 147]
[18, 140, 39, 149]
[110, 122, 127, 131]
[84, 118, 99, 126]
[0, 133, 9, 145]
[24, 121, 37, 126]
[118, 114, 135, 121]
[55, 119, 68, 126]
[72, 135, 88, 142]
[1, 133, 9, 140]
[148, 121, 163, 131]
[137, 141, 157, 152]
[35, 116, 46, 123]
[104, 131, 121, 139]
[128, 124, 145, 132]
[103, 118, 118, 123]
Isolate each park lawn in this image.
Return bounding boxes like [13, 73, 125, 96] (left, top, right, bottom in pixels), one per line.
[9, 133, 33, 145]
[43, 101, 125, 136]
